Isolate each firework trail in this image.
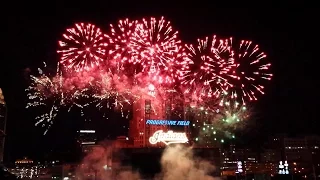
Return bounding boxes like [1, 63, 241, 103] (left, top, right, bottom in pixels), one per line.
[215, 94, 249, 129]
[88, 69, 162, 118]
[91, 71, 135, 119]
[180, 35, 235, 101]
[57, 23, 107, 72]
[226, 39, 273, 105]
[26, 73, 59, 134]
[26, 63, 92, 134]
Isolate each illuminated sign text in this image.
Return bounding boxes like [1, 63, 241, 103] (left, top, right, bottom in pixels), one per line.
[149, 130, 188, 145]
[146, 120, 190, 126]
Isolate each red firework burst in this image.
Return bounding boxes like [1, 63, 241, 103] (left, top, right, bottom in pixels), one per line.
[105, 18, 139, 64]
[130, 17, 182, 75]
[226, 39, 273, 104]
[57, 23, 107, 72]
[146, 45, 189, 85]
[180, 35, 236, 99]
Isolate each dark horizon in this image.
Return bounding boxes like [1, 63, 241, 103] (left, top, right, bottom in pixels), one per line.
[2, 3, 319, 162]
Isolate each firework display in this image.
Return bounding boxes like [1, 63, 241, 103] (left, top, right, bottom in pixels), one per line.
[225, 39, 273, 105]
[57, 23, 107, 72]
[181, 36, 234, 99]
[26, 63, 90, 134]
[105, 19, 139, 64]
[130, 17, 185, 85]
[26, 17, 272, 141]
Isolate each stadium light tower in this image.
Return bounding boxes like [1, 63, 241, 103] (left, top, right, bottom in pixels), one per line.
[0, 88, 7, 163]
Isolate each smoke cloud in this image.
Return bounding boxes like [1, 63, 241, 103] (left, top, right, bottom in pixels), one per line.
[76, 144, 220, 180]
[155, 145, 219, 180]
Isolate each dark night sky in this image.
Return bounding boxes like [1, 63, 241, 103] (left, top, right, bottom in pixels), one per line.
[2, 2, 319, 162]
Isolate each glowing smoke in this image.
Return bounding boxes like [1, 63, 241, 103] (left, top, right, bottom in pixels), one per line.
[76, 144, 220, 180]
[155, 145, 219, 180]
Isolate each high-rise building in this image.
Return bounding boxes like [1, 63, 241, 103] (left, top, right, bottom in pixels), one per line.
[129, 88, 191, 148]
[0, 88, 6, 163]
[266, 134, 320, 177]
[129, 97, 168, 148]
[77, 118, 98, 154]
[305, 136, 320, 177]
[221, 145, 260, 175]
[260, 149, 281, 175]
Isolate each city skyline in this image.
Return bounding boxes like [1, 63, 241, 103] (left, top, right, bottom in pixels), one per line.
[6, 133, 320, 179]
[2, 4, 318, 163]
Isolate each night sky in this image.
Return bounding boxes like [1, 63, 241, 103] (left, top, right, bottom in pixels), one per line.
[2, 2, 319, 162]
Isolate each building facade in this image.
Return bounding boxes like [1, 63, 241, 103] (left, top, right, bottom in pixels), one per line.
[9, 157, 39, 179]
[129, 97, 168, 148]
[221, 145, 260, 175]
[264, 134, 320, 178]
[77, 118, 98, 154]
[129, 88, 192, 148]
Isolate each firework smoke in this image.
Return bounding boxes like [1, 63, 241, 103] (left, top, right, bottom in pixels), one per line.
[76, 144, 220, 180]
[155, 145, 219, 180]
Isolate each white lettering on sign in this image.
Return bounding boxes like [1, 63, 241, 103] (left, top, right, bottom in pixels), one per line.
[149, 130, 188, 145]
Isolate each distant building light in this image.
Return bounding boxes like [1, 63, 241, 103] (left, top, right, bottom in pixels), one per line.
[81, 142, 95, 145]
[279, 161, 289, 174]
[80, 130, 95, 133]
[236, 161, 243, 173]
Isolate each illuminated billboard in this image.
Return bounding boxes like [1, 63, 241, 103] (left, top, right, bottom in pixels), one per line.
[149, 130, 188, 145]
[146, 120, 190, 126]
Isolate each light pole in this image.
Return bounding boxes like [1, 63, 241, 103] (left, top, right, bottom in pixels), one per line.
[312, 154, 316, 180]
[1, 103, 7, 163]
[0, 88, 7, 164]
